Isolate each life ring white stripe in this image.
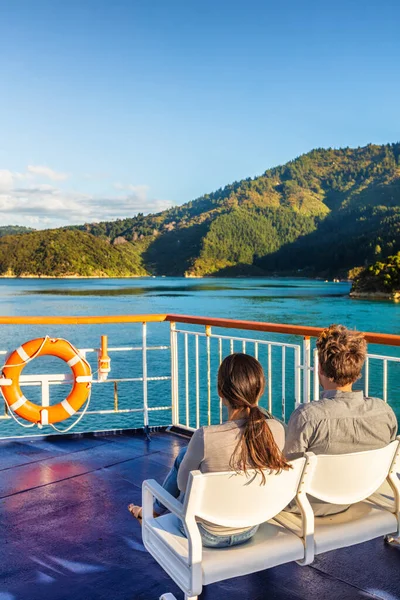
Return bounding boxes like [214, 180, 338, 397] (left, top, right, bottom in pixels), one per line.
[16, 346, 30, 363]
[10, 395, 28, 411]
[61, 399, 76, 416]
[67, 355, 81, 367]
[0, 378, 13, 386]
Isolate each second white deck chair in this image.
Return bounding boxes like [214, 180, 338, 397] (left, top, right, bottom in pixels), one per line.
[276, 438, 400, 557]
[141, 456, 314, 600]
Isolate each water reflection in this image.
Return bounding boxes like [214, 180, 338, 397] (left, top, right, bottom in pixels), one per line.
[24, 282, 350, 298]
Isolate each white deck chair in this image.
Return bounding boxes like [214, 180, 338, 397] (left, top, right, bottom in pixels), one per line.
[276, 438, 400, 557]
[142, 456, 314, 600]
[370, 437, 400, 545]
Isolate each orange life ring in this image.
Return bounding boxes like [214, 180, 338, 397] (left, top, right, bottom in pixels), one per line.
[1, 337, 92, 425]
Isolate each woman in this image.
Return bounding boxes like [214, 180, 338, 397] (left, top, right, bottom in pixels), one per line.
[129, 353, 290, 548]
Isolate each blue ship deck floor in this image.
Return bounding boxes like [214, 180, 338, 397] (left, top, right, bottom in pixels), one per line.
[1, 430, 400, 600]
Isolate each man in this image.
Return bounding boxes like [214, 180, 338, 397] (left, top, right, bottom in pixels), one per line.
[284, 324, 398, 515]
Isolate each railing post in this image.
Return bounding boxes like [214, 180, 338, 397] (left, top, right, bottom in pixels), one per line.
[218, 337, 223, 423]
[303, 336, 311, 404]
[267, 344, 272, 413]
[383, 359, 388, 403]
[195, 334, 200, 429]
[364, 356, 369, 397]
[206, 325, 212, 426]
[294, 346, 301, 409]
[170, 321, 179, 426]
[142, 322, 150, 437]
[281, 346, 286, 422]
[313, 348, 320, 401]
[113, 381, 119, 412]
[184, 333, 189, 427]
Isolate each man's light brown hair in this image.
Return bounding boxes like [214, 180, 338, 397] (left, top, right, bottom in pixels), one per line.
[316, 324, 367, 387]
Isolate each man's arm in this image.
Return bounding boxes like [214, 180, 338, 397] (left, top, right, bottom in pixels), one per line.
[283, 408, 313, 460]
[177, 427, 205, 492]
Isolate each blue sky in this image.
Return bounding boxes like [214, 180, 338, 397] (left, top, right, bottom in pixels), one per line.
[0, 0, 399, 228]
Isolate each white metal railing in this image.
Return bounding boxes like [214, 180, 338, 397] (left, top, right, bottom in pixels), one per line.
[0, 316, 399, 437]
[171, 326, 400, 432]
[171, 326, 302, 428]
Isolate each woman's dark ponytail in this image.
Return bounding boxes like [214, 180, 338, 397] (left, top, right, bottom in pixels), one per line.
[218, 353, 291, 483]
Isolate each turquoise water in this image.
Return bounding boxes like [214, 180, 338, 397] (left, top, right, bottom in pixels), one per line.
[0, 277, 399, 437]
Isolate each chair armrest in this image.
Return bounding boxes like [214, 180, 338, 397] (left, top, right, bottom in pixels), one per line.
[142, 479, 184, 520]
[142, 476, 203, 596]
[295, 452, 316, 566]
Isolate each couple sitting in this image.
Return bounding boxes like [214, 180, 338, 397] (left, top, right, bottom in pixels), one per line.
[129, 324, 398, 548]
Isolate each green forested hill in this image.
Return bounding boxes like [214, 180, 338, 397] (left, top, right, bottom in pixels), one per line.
[78, 142, 400, 277]
[1, 142, 400, 277]
[0, 226, 35, 237]
[0, 230, 147, 277]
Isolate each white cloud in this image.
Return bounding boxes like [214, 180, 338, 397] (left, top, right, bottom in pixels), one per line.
[0, 166, 173, 228]
[0, 170, 14, 191]
[0, 178, 172, 229]
[27, 165, 69, 181]
[0, 165, 67, 191]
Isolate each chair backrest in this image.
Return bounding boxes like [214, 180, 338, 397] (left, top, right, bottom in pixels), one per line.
[184, 457, 307, 528]
[306, 440, 400, 505]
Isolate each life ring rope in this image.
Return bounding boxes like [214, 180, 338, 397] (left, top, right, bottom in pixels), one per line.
[3, 336, 49, 370]
[48, 386, 93, 433]
[1, 337, 95, 429]
[4, 400, 37, 429]
[2, 336, 91, 371]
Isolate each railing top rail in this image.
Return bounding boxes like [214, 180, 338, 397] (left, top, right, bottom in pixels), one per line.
[0, 313, 398, 347]
[0, 314, 167, 325]
[166, 315, 400, 347]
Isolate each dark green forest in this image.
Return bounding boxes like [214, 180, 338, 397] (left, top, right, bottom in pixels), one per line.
[1, 142, 399, 277]
[351, 253, 400, 295]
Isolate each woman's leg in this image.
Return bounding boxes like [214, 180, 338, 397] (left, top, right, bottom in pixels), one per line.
[129, 446, 188, 522]
[229, 526, 259, 546]
[197, 525, 258, 548]
[153, 446, 188, 515]
[179, 522, 259, 548]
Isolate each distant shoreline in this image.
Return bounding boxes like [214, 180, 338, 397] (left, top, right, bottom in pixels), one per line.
[0, 274, 144, 279]
[0, 274, 352, 281]
[350, 290, 400, 300]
